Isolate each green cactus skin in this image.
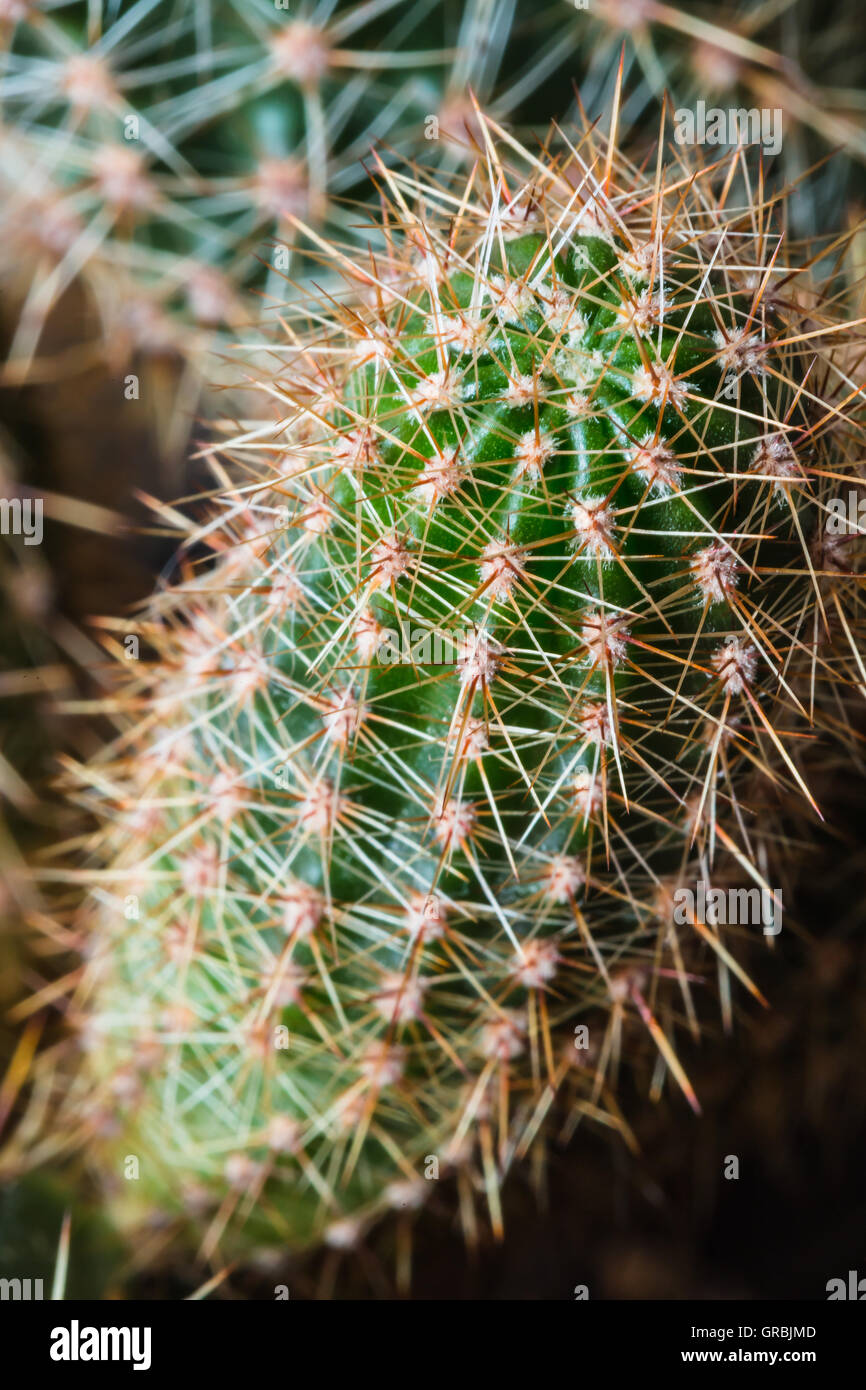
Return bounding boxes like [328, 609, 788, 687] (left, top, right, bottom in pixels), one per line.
[44, 118, 866, 1264]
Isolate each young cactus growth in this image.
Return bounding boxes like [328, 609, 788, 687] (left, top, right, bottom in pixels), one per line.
[50, 110, 866, 1264]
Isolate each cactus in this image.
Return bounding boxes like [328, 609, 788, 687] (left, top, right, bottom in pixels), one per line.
[588, 1, 866, 235]
[28, 108, 863, 1271]
[0, 1, 563, 370]
[1, 0, 862, 494]
[0, 0, 465, 420]
[5, 1, 863, 372]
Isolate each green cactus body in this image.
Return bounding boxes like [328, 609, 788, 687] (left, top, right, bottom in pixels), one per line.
[64, 125, 851, 1262]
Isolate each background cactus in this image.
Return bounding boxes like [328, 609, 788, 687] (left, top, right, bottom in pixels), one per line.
[4, 2, 864, 388]
[25, 109, 863, 1271]
[0, 0, 451, 444]
[0, 2, 587, 364]
[581, 2, 866, 236]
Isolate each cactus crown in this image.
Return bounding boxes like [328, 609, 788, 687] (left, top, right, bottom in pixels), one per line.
[55, 112, 865, 1261]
